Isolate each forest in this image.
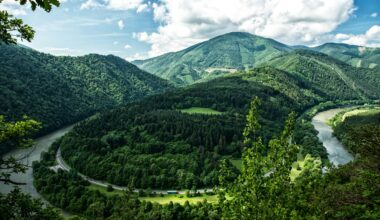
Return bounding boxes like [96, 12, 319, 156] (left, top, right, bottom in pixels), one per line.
[0, 43, 172, 155]
[56, 63, 376, 189]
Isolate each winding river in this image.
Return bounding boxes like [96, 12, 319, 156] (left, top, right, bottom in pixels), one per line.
[312, 108, 354, 166]
[0, 107, 354, 209]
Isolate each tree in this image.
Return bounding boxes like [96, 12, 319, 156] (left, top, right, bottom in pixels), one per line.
[218, 97, 299, 219]
[0, 187, 62, 219]
[0, 0, 60, 44]
[0, 115, 62, 219]
[0, 115, 41, 185]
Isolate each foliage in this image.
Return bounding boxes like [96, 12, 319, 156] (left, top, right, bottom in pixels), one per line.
[0, 0, 60, 44]
[0, 43, 172, 149]
[0, 115, 41, 184]
[0, 115, 62, 219]
[218, 97, 300, 219]
[0, 187, 62, 220]
[0, 11, 34, 44]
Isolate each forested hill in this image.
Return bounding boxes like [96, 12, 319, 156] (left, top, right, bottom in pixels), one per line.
[133, 32, 380, 87]
[59, 64, 365, 189]
[263, 50, 380, 100]
[132, 32, 291, 85]
[0, 43, 173, 143]
[313, 43, 380, 69]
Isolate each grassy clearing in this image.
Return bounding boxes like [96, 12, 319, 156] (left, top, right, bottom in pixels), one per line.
[230, 159, 242, 170]
[140, 194, 219, 205]
[88, 184, 124, 196]
[329, 107, 380, 127]
[180, 107, 223, 115]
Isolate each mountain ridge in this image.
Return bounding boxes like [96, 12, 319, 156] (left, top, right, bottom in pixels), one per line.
[132, 32, 380, 86]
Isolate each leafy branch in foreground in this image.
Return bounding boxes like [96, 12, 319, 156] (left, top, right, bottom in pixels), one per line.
[0, 115, 41, 185]
[0, 0, 60, 44]
[219, 97, 299, 219]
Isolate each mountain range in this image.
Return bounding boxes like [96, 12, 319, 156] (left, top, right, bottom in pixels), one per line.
[133, 32, 380, 86]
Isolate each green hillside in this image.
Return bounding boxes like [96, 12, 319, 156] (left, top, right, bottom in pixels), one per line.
[263, 50, 380, 100]
[0, 43, 172, 150]
[133, 32, 291, 85]
[313, 43, 380, 69]
[57, 65, 353, 190]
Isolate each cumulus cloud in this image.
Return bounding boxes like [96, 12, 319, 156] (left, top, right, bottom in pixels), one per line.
[124, 44, 132, 49]
[117, 20, 124, 30]
[335, 25, 380, 47]
[134, 0, 355, 57]
[80, 0, 102, 10]
[371, 12, 378, 18]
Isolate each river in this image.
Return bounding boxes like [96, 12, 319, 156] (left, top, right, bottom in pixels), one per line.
[0, 124, 74, 198]
[312, 108, 354, 166]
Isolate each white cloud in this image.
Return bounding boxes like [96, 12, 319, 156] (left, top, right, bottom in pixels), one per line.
[134, 0, 355, 57]
[371, 12, 378, 18]
[106, 0, 144, 10]
[113, 41, 119, 45]
[80, 0, 102, 10]
[124, 44, 132, 49]
[136, 3, 149, 13]
[335, 25, 380, 47]
[0, 0, 28, 15]
[125, 52, 148, 61]
[117, 19, 124, 30]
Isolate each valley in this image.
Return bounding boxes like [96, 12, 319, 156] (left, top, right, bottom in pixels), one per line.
[1, 30, 380, 219]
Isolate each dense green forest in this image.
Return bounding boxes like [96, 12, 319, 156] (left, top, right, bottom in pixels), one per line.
[0, 43, 172, 155]
[56, 62, 378, 189]
[34, 140, 219, 219]
[32, 101, 380, 219]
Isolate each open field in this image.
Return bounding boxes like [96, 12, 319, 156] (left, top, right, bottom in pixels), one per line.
[180, 107, 223, 115]
[140, 194, 219, 205]
[88, 184, 218, 204]
[230, 159, 242, 170]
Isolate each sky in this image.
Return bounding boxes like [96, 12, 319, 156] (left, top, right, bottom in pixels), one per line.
[1, 0, 379, 60]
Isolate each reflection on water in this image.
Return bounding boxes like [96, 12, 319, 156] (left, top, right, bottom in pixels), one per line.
[312, 108, 354, 166]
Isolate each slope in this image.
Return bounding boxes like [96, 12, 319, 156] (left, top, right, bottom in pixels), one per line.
[133, 32, 291, 85]
[0, 43, 172, 149]
[263, 50, 380, 100]
[57, 66, 344, 190]
[313, 43, 380, 69]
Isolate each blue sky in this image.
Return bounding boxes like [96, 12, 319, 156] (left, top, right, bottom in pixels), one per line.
[1, 0, 379, 59]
